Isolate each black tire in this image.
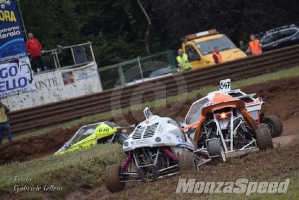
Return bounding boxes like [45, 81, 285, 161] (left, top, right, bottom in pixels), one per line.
[208, 139, 226, 166]
[262, 115, 283, 138]
[105, 164, 125, 193]
[255, 123, 274, 150]
[178, 152, 196, 171]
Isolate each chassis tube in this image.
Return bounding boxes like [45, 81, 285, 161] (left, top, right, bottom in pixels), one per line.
[121, 152, 133, 172]
[161, 148, 179, 162]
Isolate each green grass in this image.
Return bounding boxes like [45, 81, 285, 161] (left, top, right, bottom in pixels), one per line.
[0, 143, 125, 199]
[4, 65, 299, 145]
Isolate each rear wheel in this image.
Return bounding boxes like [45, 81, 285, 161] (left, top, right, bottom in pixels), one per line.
[105, 164, 125, 193]
[255, 123, 274, 150]
[262, 116, 283, 138]
[178, 152, 196, 171]
[208, 139, 226, 166]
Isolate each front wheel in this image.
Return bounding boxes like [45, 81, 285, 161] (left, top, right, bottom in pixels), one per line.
[178, 152, 196, 171]
[262, 115, 283, 138]
[208, 139, 226, 166]
[105, 164, 125, 193]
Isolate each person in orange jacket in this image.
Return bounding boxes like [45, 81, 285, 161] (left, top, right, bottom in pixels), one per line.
[26, 33, 45, 73]
[246, 34, 263, 55]
[212, 47, 222, 64]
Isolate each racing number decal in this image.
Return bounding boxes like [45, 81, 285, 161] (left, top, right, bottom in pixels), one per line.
[220, 82, 230, 89]
[220, 78, 231, 91]
[98, 128, 110, 133]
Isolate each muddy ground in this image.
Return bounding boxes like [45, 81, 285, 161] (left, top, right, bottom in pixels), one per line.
[0, 76, 298, 165]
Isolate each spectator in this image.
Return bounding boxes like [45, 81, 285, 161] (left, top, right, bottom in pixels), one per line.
[26, 33, 45, 73]
[246, 34, 263, 55]
[212, 47, 222, 64]
[176, 49, 192, 71]
[0, 100, 13, 145]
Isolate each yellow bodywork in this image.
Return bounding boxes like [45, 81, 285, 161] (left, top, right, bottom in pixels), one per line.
[57, 123, 117, 155]
[182, 34, 247, 70]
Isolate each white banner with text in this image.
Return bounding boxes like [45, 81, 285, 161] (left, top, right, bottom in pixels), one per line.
[1, 61, 102, 110]
[0, 57, 35, 98]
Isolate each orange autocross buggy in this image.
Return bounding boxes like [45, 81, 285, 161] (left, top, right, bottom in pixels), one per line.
[183, 92, 273, 165]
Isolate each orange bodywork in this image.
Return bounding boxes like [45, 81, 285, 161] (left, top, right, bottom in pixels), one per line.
[192, 93, 258, 147]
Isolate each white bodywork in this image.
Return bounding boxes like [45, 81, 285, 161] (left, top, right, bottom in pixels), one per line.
[123, 108, 194, 154]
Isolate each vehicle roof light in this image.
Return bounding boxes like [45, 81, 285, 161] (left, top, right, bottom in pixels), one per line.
[184, 29, 217, 40]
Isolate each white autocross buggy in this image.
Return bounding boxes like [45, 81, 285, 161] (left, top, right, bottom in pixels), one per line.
[104, 107, 208, 193]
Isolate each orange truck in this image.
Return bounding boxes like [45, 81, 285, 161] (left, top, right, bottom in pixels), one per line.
[181, 29, 247, 69]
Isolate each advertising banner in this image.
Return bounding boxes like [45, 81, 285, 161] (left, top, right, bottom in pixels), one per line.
[0, 0, 27, 62]
[0, 57, 35, 98]
[1, 62, 103, 110]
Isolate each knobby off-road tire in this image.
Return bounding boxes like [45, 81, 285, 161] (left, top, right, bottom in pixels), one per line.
[178, 152, 197, 171]
[208, 139, 226, 166]
[105, 164, 125, 193]
[255, 123, 274, 150]
[262, 115, 283, 138]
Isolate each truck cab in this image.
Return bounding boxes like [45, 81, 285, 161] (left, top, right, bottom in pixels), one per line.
[181, 29, 247, 70]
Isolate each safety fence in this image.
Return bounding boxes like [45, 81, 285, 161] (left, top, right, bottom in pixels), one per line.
[8, 44, 299, 135]
[98, 50, 177, 90]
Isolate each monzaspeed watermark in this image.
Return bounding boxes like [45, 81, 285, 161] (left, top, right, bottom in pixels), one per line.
[176, 178, 290, 196]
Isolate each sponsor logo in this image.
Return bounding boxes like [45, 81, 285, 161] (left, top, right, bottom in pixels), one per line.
[0, 57, 35, 97]
[76, 71, 97, 81]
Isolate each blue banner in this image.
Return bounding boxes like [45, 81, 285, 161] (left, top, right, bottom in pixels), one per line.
[0, 0, 27, 63]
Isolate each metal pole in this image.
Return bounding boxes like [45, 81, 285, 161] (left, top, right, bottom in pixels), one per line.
[89, 44, 96, 62]
[52, 52, 58, 69]
[137, 56, 144, 80]
[70, 47, 76, 65]
[15, 0, 28, 40]
[54, 51, 60, 68]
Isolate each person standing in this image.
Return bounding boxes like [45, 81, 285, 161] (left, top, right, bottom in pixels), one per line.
[176, 49, 192, 71]
[26, 33, 45, 73]
[0, 101, 13, 145]
[212, 47, 222, 64]
[246, 34, 263, 55]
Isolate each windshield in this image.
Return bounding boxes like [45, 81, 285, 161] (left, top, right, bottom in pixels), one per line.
[185, 97, 209, 125]
[196, 37, 236, 55]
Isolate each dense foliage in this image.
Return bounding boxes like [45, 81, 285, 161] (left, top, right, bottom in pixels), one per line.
[20, 0, 299, 67]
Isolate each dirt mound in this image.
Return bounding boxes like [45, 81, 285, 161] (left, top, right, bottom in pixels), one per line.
[0, 126, 79, 165]
[0, 76, 298, 165]
[241, 77, 299, 121]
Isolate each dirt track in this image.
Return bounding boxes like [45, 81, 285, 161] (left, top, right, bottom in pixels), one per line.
[0, 76, 298, 165]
